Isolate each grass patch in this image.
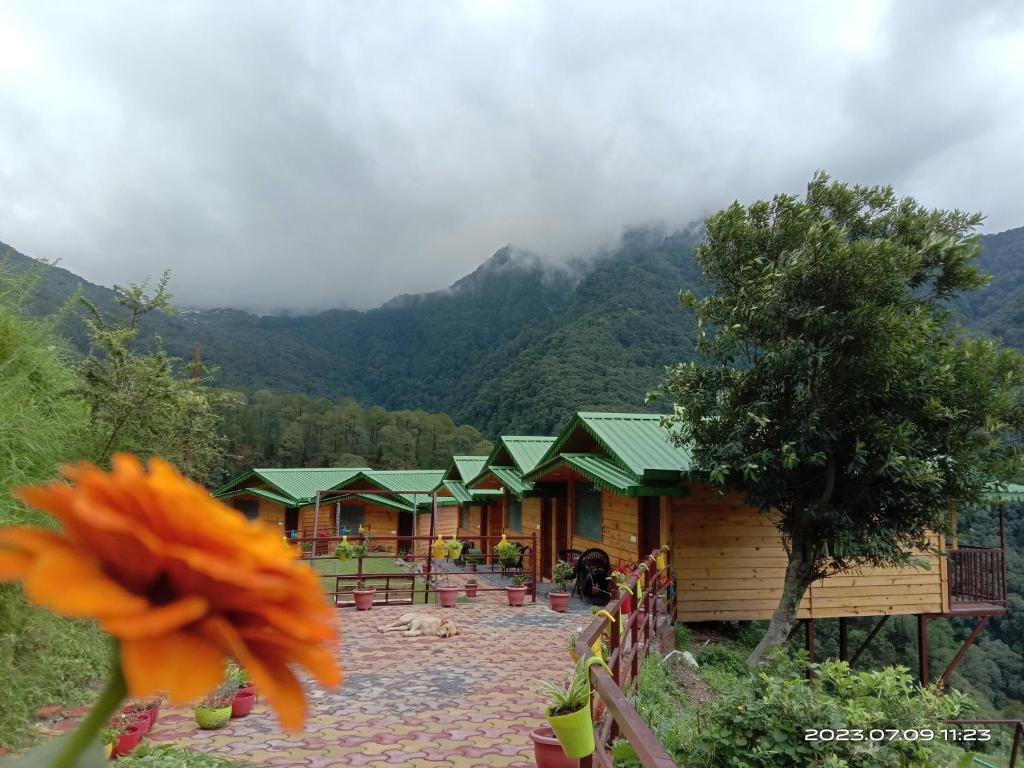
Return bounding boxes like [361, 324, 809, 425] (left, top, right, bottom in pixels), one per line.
[309, 555, 409, 578]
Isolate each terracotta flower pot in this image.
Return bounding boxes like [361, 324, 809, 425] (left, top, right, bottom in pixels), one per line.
[465, 563, 477, 573]
[237, 683, 256, 699]
[111, 724, 142, 757]
[231, 690, 256, 718]
[353, 588, 376, 610]
[438, 586, 459, 607]
[145, 705, 161, 727]
[506, 586, 527, 607]
[194, 705, 232, 730]
[529, 726, 580, 768]
[549, 592, 570, 613]
[121, 707, 151, 735]
[465, 583, 478, 598]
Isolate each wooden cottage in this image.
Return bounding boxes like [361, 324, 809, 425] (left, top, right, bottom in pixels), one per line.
[522, 412, 1007, 636]
[213, 467, 368, 536]
[464, 436, 556, 555]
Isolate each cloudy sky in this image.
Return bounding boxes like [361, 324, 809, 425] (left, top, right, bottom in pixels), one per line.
[1, 1, 1022, 312]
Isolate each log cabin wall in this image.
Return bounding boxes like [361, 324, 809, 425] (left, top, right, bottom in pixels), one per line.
[457, 504, 483, 540]
[569, 486, 641, 567]
[415, 506, 459, 555]
[297, 501, 398, 542]
[670, 485, 948, 621]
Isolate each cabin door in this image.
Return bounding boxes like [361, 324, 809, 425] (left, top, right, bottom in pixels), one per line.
[397, 512, 413, 553]
[638, 496, 661, 561]
[540, 498, 553, 579]
[284, 508, 299, 537]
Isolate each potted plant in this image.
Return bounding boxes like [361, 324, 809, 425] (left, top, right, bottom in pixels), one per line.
[464, 547, 482, 572]
[352, 579, 376, 610]
[507, 573, 528, 606]
[226, 664, 256, 718]
[549, 559, 574, 613]
[335, 535, 355, 561]
[351, 539, 370, 560]
[538, 656, 606, 760]
[118, 705, 151, 736]
[528, 726, 580, 768]
[447, 535, 463, 562]
[108, 716, 143, 757]
[495, 539, 519, 569]
[194, 685, 234, 729]
[431, 534, 447, 561]
[608, 566, 633, 613]
[99, 727, 118, 759]
[437, 583, 460, 607]
[404, 549, 415, 563]
[464, 577, 478, 598]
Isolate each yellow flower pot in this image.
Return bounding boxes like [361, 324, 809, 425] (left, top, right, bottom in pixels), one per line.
[546, 704, 595, 758]
[655, 553, 666, 571]
[432, 534, 446, 561]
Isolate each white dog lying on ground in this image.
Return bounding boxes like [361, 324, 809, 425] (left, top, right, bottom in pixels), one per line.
[377, 612, 459, 638]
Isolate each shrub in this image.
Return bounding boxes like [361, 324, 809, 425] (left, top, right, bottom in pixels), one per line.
[696, 643, 749, 678]
[675, 624, 692, 650]
[685, 657, 971, 768]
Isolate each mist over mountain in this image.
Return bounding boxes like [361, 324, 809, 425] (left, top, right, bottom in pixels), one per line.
[3, 224, 1022, 436]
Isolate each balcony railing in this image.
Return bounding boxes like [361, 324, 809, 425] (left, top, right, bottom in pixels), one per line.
[948, 546, 1007, 607]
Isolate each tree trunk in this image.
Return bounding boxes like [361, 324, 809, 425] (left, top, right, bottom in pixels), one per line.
[747, 543, 817, 667]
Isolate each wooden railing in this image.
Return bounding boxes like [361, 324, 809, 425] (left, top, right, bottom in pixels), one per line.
[576, 546, 678, 768]
[949, 546, 1007, 606]
[291, 533, 539, 605]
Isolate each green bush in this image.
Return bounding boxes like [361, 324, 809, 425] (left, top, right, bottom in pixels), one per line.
[685, 657, 971, 768]
[697, 643, 749, 678]
[674, 624, 692, 649]
[116, 744, 248, 766]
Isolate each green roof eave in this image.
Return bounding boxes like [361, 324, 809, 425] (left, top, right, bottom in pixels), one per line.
[215, 486, 296, 506]
[984, 483, 1024, 503]
[442, 480, 473, 504]
[470, 488, 503, 501]
[525, 453, 689, 498]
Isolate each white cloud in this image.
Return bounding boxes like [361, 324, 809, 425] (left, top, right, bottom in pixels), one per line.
[0, 0, 1021, 311]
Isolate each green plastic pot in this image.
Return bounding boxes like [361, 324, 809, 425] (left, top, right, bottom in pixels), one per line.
[546, 704, 594, 758]
[194, 705, 232, 729]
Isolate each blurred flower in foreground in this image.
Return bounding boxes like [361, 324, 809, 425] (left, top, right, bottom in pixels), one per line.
[0, 454, 341, 734]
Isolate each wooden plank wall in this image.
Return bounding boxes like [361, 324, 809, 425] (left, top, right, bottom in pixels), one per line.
[571, 489, 640, 567]
[414, 506, 458, 555]
[671, 486, 947, 621]
[457, 504, 482, 540]
[257, 498, 285, 529]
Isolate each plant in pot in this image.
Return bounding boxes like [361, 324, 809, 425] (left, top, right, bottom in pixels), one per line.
[447, 535, 463, 562]
[608, 566, 633, 613]
[534, 656, 607, 763]
[437, 575, 459, 608]
[506, 573, 528, 606]
[107, 714, 144, 757]
[549, 559, 574, 613]
[464, 547, 482, 572]
[335, 535, 355, 561]
[352, 578, 376, 610]
[464, 577, 478, 598]
[99, 727, 119, 759]
[122, 695, 162, 733]
[495, 538, 519, 569]
[227, 663, 256, 718]
[194, 684, 235, 730]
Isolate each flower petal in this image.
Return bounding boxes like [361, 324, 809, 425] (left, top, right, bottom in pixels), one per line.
[102, 596, 209, 639]
[121, 631, 225, 704]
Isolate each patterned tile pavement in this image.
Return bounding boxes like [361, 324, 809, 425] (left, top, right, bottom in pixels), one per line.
[142, 584, 584, 767]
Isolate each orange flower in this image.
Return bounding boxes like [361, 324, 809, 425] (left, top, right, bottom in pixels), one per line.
[0, 454, 340, 730]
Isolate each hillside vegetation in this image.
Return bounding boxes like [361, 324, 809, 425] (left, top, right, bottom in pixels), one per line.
[5, 225, 1022, 436]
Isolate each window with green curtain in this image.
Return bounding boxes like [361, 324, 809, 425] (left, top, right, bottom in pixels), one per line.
[574, 484, 602, 540]
[459, 504, 470, 529]
[508, 498, 522, 532]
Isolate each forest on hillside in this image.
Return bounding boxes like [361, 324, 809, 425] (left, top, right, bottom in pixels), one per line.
[216, 391, 491, 482]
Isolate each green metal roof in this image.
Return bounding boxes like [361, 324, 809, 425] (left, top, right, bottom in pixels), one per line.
[534, 412, 690, 479]
[447, 455, 488, 484]
[466, 436, 556, 488]
[985, 483, 1024, 503]
[213, 467, 369, 504]
[528, 454, 690, 497]
[490, 467, 530, 496]
[442, 480, 473, 504]
[333, 469, 446, 508]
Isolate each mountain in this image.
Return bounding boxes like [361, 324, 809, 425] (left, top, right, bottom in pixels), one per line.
[3, 225, 1022, 436]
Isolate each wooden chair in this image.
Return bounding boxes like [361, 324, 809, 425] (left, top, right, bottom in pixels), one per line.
[573, 548, 611, 604]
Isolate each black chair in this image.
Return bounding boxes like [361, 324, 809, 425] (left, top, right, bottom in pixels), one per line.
[456, 540, 475, 566]
[573, 548, 611, 604]
[559, 548, 584, 569]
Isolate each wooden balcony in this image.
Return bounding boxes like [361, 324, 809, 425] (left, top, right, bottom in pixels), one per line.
[946, 545, 1008, 616]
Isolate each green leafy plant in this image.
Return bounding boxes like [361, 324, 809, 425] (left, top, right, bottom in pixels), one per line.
[465, 547, 483, 565]
[465, 577, 477, 585]
[539, 657, 597, 717]
[495, 540, 518, 564]
[552, 559, 574, 592]
[351, 539, 370, 559]
[510, 573, 528, 587]
[334, 538, 355, 560]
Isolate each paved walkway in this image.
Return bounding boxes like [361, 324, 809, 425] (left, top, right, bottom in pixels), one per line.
[145, 586, 583, 766]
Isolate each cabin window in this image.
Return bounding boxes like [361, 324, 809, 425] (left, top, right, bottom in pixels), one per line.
[574, 484, 602, 540]
[336, 504, 365, 534]
[508, 499, 522, 532]
[232, 498, 259, 520]
[459, 504, 470, 529]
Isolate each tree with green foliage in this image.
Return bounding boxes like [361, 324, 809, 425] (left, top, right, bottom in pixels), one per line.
[663, 173, 1024, 666]
[77, 274, 231, 482]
